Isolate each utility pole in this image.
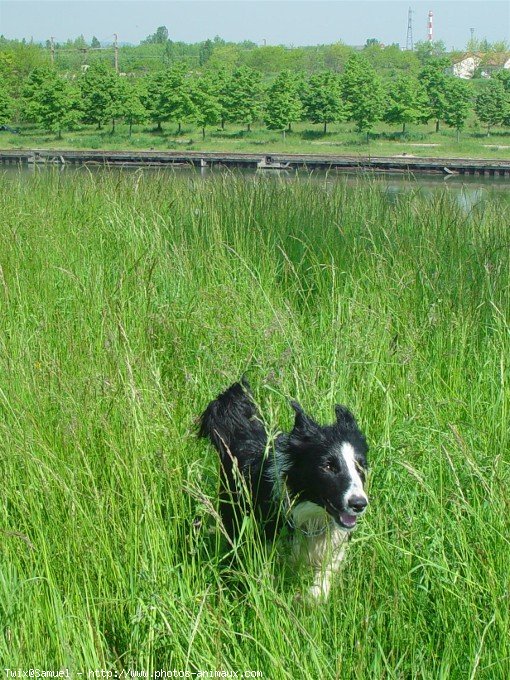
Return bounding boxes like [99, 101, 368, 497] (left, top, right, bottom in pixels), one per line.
[50, 36, 55, 64]
[113, 33, 119, 73]
[406, 7, 414, 51]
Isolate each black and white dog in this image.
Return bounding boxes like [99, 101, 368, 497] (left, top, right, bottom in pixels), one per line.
[198, 379, 369, 599]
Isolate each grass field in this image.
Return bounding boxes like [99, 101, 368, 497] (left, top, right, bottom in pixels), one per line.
[2, 118, 510, 159]
[0, 170, 509, 676]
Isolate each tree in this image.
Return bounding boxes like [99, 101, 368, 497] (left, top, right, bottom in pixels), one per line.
[79, 62, 122, 130]
[191, 75, 222, 139]
[209, 67, 231, 130]
[145, 70, 167, 132]
[144, 64, 195, 134]
[143, 26, 169, 45]
[0, 77, 14, 124]
[199, 39, 214, 66]
[475, 80, 507, 135]
[91, 36, 101, 49]
[415, 40, 447, 64]
[264, 70, 302, 136]
[303, 70, 343, 134]
[419, 57, 450, 131]
[384, 74, 427, 133]
[443, 78, 472, 141]
[341, 54, 385, 138]
[161, 64, 196, 134]
[223, 66, 263, 132]
[493, 70, 510, 127]
[23, 67, 80, 138]
[493, 69, 510, 92]
[119, 78, 147, 136]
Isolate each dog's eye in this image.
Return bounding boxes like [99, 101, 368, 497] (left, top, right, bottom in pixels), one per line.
[323, 461, 338, 473]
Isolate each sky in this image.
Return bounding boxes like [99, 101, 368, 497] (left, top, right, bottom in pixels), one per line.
[0, 0, 509, 50]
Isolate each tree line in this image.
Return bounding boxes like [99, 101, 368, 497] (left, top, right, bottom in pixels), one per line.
[1, 53, 510, 140]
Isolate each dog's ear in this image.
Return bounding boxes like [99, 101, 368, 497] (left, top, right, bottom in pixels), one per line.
[334, 404, 358, 429]
[290, 401, 317, 433]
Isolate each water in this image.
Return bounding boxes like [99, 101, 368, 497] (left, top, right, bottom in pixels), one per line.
[2, 162, 509, 212]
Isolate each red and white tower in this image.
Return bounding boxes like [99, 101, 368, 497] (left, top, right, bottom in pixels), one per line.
[428, 10, 434, 42]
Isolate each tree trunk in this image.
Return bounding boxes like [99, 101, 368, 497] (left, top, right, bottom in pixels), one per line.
[435, 119, 440, 133]
[282, 129, 286, 141]
[129, 122, 133, 137]
[221, 119, 225, 130]
[247, 122, 251, 132]
[111, 118, 115, 134]
[202, 126, 205, 140]
[157, 121, 162, 133]
[58, 128, 62, 140]
[323, 121, 327, 134]
[402, 122, 406, 134]
[178, 121, 181, 134]
[287, 122, 292, 132]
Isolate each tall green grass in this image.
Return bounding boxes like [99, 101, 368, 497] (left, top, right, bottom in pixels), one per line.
[0, 170, 509, 677]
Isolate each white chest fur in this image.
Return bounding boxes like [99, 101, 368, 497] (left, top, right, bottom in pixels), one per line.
[290, 501, 350, 599]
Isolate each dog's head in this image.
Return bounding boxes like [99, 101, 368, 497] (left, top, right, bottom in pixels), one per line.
[284, 401, 369, 531]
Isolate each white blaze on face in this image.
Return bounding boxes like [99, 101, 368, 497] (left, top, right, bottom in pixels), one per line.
[340, 442, 368, 509]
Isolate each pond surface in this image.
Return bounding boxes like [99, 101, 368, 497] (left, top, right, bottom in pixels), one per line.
[2, 162, 510, 213]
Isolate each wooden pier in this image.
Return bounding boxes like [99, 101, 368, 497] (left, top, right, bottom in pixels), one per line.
[1, 149, 510, 176]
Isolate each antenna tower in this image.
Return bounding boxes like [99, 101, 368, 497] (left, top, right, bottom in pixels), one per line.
[406, 7, 414, 51]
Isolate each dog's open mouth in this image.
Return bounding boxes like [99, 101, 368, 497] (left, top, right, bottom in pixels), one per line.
[337, 512, 357, 530]
[325, 500, 358, 530]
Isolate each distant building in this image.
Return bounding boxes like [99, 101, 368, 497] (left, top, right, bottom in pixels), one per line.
[452, 52, 510, 79]
[452, 55, 480, 79]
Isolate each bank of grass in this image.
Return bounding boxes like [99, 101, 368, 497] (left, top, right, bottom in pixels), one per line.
[0, 170, 509, 675]
[2, 118, 510, 158]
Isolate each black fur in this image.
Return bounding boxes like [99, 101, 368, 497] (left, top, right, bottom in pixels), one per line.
[199, 379, 368, 541]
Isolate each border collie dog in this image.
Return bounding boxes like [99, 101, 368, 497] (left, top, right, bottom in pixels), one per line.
[199, 379, 369, 599]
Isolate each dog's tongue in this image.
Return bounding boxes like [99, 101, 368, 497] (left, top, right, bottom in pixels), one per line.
[340, 513, 357, 528]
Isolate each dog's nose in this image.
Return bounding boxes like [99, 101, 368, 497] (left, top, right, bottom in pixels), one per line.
[348, 495, 368, 514]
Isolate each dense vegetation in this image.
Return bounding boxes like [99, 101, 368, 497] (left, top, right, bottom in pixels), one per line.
[0, 170, 509, 674]
[1, 33, 510, 151]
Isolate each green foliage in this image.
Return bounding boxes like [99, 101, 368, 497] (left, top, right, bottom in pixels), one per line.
[384, 74, 427, 133]
[191, 74, 222, 138]
[323, 42, 354, 72]
[223, 66, 263, 131]
[79, 62, 122, 129]
[493, 69, 510, 92]
[142, 26, 169, 45]
[475, 79, 508, 134]
[419, 57, 451, 131]
[263, 70, 302, 133]
[119, 77, 148, 135]
[303, 70, 343, 133]
[144, 64, 196, 133]
[198, 39, 214, 66]
[22, 67, 80, 137]
[341, 54, 385, 135]
[414, 40, 448, 63]
[362, 43, 420, 77]
[443, 77, 472, 140]
[0, 76, 14, 124]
